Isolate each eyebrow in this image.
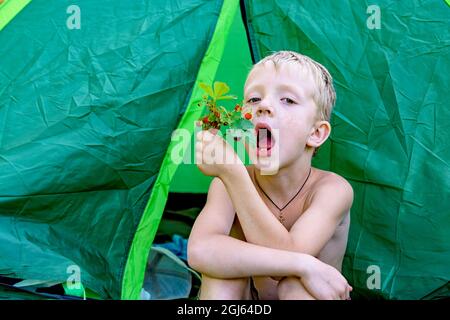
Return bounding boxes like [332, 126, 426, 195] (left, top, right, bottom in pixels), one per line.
[244, 84, 264, 96]
[245, 83, 304, 99]
[277, 84, 304, 98]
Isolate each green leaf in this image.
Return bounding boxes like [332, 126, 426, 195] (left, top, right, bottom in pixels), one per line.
[199, 82, 214, 98]
[216, 95, 237, 101]
[213, 81, 230, 98]
[230, 112, 242, 122]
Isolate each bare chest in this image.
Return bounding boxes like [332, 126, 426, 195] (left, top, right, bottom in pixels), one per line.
[255, 186, 312, 231]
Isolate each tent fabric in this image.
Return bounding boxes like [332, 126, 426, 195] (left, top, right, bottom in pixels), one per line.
[0, 0, 227, 299]
[0, 0, 448, 300]
[0, 0, 31, 31]
[242, 0, 450, 299]
[121, 0, 239, 299]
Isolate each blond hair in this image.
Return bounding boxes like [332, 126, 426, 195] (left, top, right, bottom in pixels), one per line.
[251, 50, 336, 122]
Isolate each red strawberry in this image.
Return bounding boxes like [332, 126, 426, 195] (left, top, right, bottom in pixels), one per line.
[202, 116, 209, 124]
[244, 112, 252, 120]
[234, 104, 241, 111]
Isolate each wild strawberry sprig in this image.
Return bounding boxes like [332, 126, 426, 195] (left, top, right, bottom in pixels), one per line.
[197, 81, 253, 135]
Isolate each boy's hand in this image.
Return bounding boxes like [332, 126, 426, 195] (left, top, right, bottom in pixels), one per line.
[195, 130, 244, 178]
[300, 255, 352, 300]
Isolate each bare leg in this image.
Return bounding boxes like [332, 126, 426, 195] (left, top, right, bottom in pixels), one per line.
[199, 275, 251, 300]
[277, 277, 316, 300]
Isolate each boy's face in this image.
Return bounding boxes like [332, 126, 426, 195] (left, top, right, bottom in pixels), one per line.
[244, 61, 320, 170]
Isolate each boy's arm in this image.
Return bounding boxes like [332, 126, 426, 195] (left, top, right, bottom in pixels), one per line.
[195, 130, 353, 257]
[187, 177, 351, 299]
[187, 178, 307, 279]
[220, 165, 353, 256]
[190, 232, 352, 300]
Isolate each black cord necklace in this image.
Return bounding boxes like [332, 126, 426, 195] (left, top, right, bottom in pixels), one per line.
[253, 167, 312, 224]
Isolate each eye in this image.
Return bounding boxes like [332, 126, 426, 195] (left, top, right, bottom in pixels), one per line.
[247, 97, 261, 104]
[281, 97, 296, 104]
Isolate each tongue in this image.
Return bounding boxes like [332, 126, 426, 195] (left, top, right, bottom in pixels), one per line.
[257, 129, 272, 149]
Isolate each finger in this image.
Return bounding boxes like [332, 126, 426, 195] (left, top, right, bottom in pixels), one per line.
[332, 283, 345, 300]
[331, 290, 340, 300]
[341, 286, 349, 300]
[338, 279, 350, 300]
[197, 130, 214, 145]
[203, 130, 214, 142]
[195, 141, 203, 153]
[320, 284, 335, 300]
[208, 128, 219, 136]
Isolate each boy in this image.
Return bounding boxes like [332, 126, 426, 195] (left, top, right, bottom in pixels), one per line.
[188, 51, 353, 300]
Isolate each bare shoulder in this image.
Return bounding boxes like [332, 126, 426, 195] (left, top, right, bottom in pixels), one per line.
[313, 169, 353, 195]
[309, 168, 354, 217]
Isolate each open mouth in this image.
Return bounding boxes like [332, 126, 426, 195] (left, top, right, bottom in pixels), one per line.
[255, 123, 275, 155]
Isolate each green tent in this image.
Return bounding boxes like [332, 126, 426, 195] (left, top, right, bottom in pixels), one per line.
[0, 0, 448, 300]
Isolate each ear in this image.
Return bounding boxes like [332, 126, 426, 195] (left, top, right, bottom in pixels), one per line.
[306, 121, 331, 148]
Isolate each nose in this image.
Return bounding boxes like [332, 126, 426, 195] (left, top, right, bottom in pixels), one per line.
[255, 98, 274, 117]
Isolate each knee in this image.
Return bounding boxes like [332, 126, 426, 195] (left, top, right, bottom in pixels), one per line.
[200, 276, 248, 300]
[277, 277, 298, 299]
[277, 277, 314, 300]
